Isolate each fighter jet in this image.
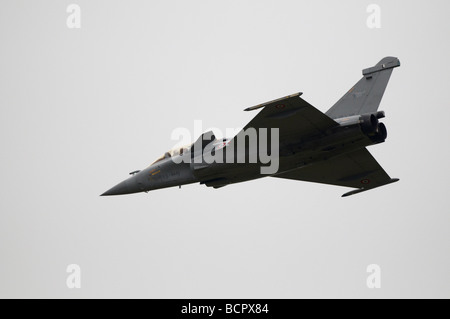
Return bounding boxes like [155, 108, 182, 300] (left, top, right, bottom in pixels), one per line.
[101, 57, 400, 197]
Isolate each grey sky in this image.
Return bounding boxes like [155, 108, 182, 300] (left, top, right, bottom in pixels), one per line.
[0, 0, 449, 298]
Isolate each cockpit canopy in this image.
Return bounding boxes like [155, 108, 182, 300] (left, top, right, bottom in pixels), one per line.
[150, 137, 230, 166]
[151, 144, 191, 165]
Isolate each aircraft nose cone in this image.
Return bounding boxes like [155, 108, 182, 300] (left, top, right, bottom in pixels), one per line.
[101, 179, 130, 196]
[101, 176, 141, 196]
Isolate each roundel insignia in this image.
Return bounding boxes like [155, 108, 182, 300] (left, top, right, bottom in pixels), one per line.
[275, 104, 286, 109]
[216, 142, 227, 150]
[361, 179, 370, 185]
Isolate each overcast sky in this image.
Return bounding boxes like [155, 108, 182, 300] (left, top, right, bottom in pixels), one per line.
[1, 0, 449, 298]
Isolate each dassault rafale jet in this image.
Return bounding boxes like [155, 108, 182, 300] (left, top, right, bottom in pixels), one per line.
[102, 57, 400, 197]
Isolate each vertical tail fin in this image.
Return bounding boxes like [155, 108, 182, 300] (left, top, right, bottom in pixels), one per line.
[326, 57, 400, 119]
